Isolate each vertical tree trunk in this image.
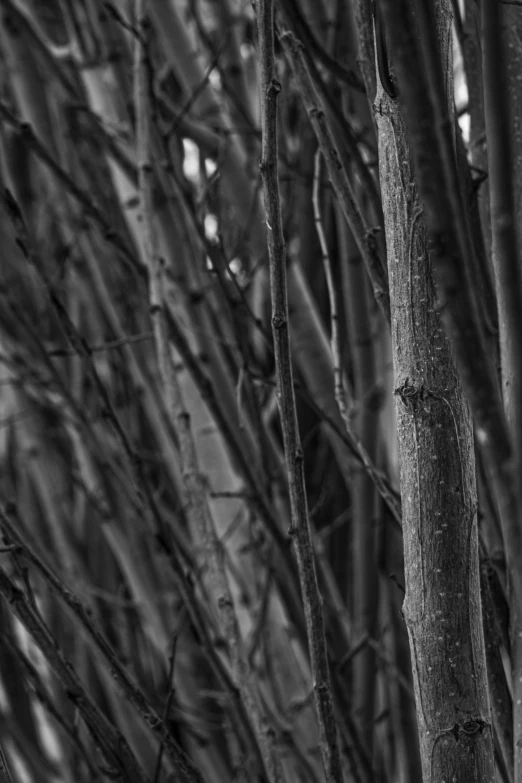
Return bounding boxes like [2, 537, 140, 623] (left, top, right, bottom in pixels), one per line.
[375, 3, 494, 780]
[482, 3, 522, 774]
[504, 10, 522, 777]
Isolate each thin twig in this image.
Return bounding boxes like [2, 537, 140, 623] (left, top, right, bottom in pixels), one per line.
[0, 633, 102, 781]
[0, 507, 205, 783]
[152, 634, 179, 783]
[279, 32, 391, 325]
[165, 42, 229, 141]
[312, 151, 351, 431]
[134, 6, 281, 778]
[257, 2, 344, 782]
[164, 307, 309, 634]
[0, 103, 143, 278]
[0, 742, 13, 783]
[248, 369, 402, 526]
[0, 564, 150, 783]
[277, 0, 365, 90]
[45, 332, 154, 357]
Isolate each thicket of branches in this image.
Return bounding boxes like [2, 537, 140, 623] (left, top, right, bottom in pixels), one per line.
[0, 0, 520, 782]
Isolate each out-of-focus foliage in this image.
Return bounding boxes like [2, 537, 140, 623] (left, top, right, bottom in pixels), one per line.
[0, 0, 508, 782]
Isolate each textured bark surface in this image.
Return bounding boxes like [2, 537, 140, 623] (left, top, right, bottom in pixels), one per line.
[505, 11, 522, 288]
[505, 14, 522, 777]
[499, 9, 522, 777]
[375, 6, 494, 779]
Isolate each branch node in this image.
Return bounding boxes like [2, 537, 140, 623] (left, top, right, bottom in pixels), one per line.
[271, 314, 286, 330]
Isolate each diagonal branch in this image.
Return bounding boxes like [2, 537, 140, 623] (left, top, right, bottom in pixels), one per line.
[134, 5, 282, 777]
[279, 31, 391, 325]
[0, 562, 150, 783]
[0, 505, 205, 783]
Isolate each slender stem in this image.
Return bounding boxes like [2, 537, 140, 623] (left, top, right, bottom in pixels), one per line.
[312, 151, 349, 427]
[257, 2, 343, 782]
[0, 632, 102, 781]
[0, 507, 205, 783]
[0, 743, 13, 783]
[164, 306, 309, 637]
[0, 101, 141, 277]
[0, 564, 150, 783]
[277, 0, 364, 90]
[134, 5, 281, 778]
[134, 0, 172, 405]
[280, 32, 390, 325]
[152, 635, 178, 783]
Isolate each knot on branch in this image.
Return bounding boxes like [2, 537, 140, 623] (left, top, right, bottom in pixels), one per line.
[394, 378, 425, 411]
[445, 717, 489, 743]
[271, 314, 286, 330]
[268, 79, 282, 95]
[372, 99, 392, 118]
[258, 157, 272, 174]
[314, 681, 330, 696]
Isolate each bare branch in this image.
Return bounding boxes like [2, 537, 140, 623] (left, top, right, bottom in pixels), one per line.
[257, 2, 344, 782]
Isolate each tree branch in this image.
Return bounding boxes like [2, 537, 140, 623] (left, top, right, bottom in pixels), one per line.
[257, 2, 344, 782]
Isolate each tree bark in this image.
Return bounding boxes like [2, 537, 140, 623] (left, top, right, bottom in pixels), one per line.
[482, 3, 522, 775]
[503, 8, 522, 776]
[375, 3, 495, 780]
